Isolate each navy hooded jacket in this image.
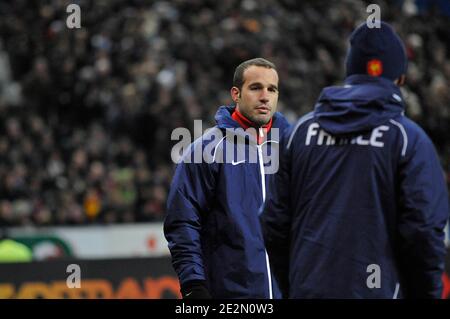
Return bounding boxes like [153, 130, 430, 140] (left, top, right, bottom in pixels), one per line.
[164, 106, 290, 298]
[261, 75, 449, 299]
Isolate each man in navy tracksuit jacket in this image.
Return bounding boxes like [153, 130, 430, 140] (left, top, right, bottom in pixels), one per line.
[164, 58, 290, 298]
[261, 22, 449, 298]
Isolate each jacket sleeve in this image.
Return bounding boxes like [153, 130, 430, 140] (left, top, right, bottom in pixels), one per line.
[397, 128, 449, 299]
[260, 129, 293, 298]
[163, 145, 217, 287]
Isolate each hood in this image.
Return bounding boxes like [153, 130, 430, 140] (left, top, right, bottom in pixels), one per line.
[215, 105, 290, 131]
[313, 75, 405, 135]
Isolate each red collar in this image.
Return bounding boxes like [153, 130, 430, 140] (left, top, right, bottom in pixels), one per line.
[231, 108, 273, 144]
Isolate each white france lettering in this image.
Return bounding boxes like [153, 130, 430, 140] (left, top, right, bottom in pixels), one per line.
[305, 124, 388, 147]
[327, 135, 336, 145]
[356, 135, 370, 145]
[306, 123, 320, 145]
[370, 125, 389, 147]
[317, 129, 330, 145]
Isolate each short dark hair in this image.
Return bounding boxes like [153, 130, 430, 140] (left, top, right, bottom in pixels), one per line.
[233, 58, 277, 90]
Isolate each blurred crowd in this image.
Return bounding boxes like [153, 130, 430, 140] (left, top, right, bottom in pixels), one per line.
[0, 0, 449, 226]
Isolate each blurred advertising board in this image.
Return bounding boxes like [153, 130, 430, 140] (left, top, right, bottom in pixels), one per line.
[6, 222, 169, 260]
[0, 257, 180, 299]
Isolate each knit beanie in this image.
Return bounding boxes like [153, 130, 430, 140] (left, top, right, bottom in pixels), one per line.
[345, 21, 408, 80]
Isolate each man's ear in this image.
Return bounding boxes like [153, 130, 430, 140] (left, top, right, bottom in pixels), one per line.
[230, 86, 241, 103]
[395, 75, 406, 86]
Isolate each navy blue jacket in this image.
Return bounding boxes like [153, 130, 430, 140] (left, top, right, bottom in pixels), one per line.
[164, 106, 290, 298]
[261, 75, 449, 298]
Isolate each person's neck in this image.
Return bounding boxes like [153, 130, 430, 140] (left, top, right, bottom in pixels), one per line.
[232, 108, 272, 129]
[231, 108, 273, 144]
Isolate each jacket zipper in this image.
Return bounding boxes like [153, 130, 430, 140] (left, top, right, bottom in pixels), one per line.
[393, 283, 400, 299]
[257, 127, 273, 299]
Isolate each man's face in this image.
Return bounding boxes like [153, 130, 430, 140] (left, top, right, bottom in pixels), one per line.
[231, 66, 279, 126]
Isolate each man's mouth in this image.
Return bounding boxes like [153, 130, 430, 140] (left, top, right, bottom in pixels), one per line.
[255, 105, 271, 113]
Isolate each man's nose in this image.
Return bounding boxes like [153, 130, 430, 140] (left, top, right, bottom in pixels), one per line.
[259, 89, 269, 103]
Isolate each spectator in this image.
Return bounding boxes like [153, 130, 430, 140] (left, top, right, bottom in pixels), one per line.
[0, 0, 448, 226]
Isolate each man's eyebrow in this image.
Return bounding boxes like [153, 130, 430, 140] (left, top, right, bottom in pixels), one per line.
[269, 84, 279, 90]
[247, 82, 279, 90]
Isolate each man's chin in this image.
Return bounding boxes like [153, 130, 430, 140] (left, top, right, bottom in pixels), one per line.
[251, 115, 271, 127]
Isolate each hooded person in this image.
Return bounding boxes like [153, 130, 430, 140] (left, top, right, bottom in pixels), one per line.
[260, 21, 448, 299]
[164, 58, 290, 298]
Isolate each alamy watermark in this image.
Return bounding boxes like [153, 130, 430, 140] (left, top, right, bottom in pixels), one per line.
[366, 264, 381, 289]
[366, 264, 401, 298]
[170, 120, 281, 174]
[366, 4, 381, 28]
[66, 4, 81, 29]
[66, 264, 81, 288]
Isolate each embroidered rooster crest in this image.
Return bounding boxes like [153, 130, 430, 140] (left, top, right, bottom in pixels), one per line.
[367, 59, 383, 77]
